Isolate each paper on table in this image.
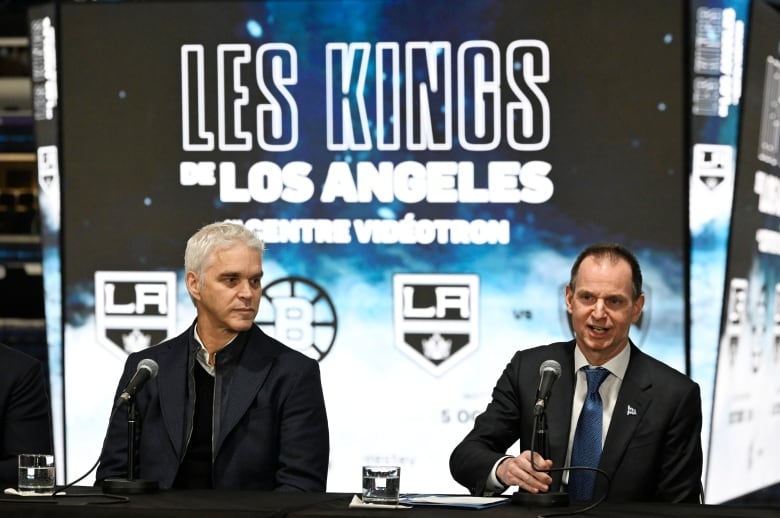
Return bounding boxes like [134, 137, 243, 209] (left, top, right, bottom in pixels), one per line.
[399, 494, 509, 508]
[349, 494, 412, 509]
[3, 487, 62, 497]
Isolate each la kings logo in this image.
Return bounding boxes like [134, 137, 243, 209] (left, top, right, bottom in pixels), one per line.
[393, 273, 479, 376]
[95, 271, 177, 355]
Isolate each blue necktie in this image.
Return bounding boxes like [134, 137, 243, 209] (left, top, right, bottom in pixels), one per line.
[569, 367, 610, 501]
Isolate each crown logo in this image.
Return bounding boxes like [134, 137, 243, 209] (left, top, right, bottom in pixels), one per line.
[122, 329, 152, 352]
[421, 333, 452, 360]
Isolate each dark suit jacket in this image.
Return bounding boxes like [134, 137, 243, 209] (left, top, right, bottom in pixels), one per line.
[96, 324, 330, 491]
[0, 343, 53, 485]
[449, 340, 702, 503]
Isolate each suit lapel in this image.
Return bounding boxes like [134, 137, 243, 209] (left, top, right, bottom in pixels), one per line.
[157, 335, 190, 460]
[214, 329, 274, 453]
[546, 342, 577, 476]
[599, 344, 651, 473]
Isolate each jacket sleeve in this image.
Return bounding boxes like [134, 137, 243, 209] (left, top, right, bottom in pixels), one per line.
[449, 351, 526, 496]
[0, 358, 52, 485]
[655, 380, 703, 503]
[275, 358, 330, 491]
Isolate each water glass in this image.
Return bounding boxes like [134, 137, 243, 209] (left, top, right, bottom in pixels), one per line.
[18, 454, 55, 496]
[362, 465, 400, 504]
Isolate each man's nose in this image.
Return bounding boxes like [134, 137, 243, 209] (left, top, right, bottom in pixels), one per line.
[237, 280, 253, 297]
[591, 299, 606, 318]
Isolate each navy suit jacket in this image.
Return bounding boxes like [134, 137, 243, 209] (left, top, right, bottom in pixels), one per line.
[449, 340, 702, 503]
[0, 343, 53, 485]
[96, 324, 329, 491]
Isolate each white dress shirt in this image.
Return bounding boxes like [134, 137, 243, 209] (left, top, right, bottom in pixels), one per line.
[563, 343, 630, 484]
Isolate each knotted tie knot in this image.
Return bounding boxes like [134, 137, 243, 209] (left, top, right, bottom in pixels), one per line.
[584, 366, 610, 397]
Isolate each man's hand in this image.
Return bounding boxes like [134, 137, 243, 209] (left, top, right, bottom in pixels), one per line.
[496, 450, 553, 493]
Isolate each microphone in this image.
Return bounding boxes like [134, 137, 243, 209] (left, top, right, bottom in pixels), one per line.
[534, 359, 562, 415]
[105, 358, 161, 494]
[116, 358, 159, 405]
[512, 359, 569, 508]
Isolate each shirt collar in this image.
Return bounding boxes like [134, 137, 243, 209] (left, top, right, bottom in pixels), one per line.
[573, 340, 631, 380]
[192, 324, 239, 376]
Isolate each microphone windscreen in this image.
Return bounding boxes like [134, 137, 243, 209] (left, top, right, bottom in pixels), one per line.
[138, 358, 159, 379]
[539, 359, 561, 378]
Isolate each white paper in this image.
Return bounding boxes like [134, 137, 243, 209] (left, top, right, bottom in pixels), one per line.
[400, 494, 508, 506]
[349, 495, 412, 509]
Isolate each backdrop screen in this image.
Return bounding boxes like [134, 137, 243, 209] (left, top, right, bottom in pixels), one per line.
[706, 0, 780, 502]
[36, 0, 688, 492]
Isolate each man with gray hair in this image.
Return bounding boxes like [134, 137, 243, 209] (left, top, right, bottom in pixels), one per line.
[97, 221, 330, 491]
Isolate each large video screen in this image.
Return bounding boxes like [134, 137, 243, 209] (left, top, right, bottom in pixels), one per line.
[687, 0, 748, 500]
[35, 0, 688, 492]
[706, 0, 780, 503]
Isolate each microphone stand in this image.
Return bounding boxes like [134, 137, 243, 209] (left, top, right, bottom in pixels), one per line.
[102, 398, 159, 494]
[511, 404, 569, 507]
[534, 408, 550, 458]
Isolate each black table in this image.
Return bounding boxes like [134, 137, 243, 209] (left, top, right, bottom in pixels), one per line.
[0, 488, 343, 517]
[0, 487, 777, 518]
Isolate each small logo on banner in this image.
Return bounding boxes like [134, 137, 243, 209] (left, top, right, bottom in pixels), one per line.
[36, 146, 60, 193]
[95, 271, 177, 356]
[256, 276, 337, 362]
[393, 273, 479, 376]
[692, 143, 733, 190]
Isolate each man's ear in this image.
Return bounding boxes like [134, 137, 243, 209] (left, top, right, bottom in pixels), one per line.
[186, 271, 200, 300]
[631, 293, 645, 323]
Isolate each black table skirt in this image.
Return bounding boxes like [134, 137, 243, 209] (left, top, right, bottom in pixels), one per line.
[0, 487, 778, 518]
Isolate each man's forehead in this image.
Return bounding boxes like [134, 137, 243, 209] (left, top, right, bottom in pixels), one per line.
[204, 258, 262, 278]
[574, 259, 633, 291]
